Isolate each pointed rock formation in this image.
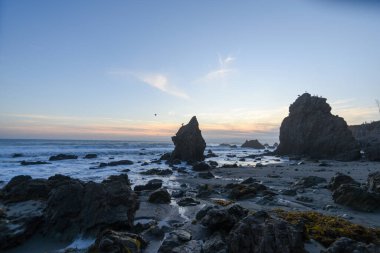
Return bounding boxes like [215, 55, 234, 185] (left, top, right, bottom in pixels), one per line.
[241, 139, 265, 149]
[170, 116, 206, 163]
[276, 93, 360, 161]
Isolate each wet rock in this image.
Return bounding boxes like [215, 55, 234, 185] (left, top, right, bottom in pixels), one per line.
[280, 189, 297, 196]
[171, 189, 185, 198]
[20, 160, 51, 166]
[241, 177, 257, 184]
[134, 179, 162, 192]
[241, 139, 265, 149]
[88, 229, 147, 253]
[140, 168, 173, 176]
[321, 237, 380, 253]
[208, 161, 218, 167]
[228, 184, 257, 200]
[332, 184, 380, 212]
[148, 189, 171, 204]
[49, 154, 78, 161]
[193, 162, 211, 171]
[172, 240, 203, 253]
[201, 204, 248, 232]
[84, 154, 97, 159]
[12, 153, 23, 158]
[203, 232, 227, 253]
[221, 163, 238, 168]
[368, 171, 380, 193]
[196, 184, 214, 198]
[170, 116, 206, 162]
[328, 173, 359, 191]
[206, 150, 218, 158]
[177, 197, 200, 206]
[173, 229, 192, 242]
[98, 160, 134, 168]
[293, 176, 327, 189]
[160, 152, 172, 161]
[44, 174, 139, 240]
[199, 171, 215, 179]
[276, 93, 360, 161]
[0, 200, 45, 250]
[228, 211, 306, 253]
[196, 205, 214, 220]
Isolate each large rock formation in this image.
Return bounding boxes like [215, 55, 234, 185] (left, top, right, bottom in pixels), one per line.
[241, 139, 265, 149]
[350, 121, 380, 161]
[170, 116, 206, 162]
[276, 93, 360, 161]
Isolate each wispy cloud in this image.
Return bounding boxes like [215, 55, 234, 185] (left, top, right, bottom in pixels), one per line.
[109, 70, 189, 99]
[197, 54, 237, 83]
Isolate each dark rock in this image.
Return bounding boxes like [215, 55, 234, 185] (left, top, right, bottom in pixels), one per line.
[84, 154, 97, 159]
[172, 240, 203, 253]
[193, 162, 211, 171]
[170, 116, 206, 162]
[2, 176, 51, 203]
[148, 189, 171, 204]
[160, 152, 172, 161]
[20, 160, 51, 166]
[208, 161, 218, 167]
[364, 143, 380, 161]
[171, 190, 185, 198]
[241, 177, 257, 184]
[12, 153, 23, 158]
[140, 168, 173, 176]
[332, 184, 380, 212]
[98, 160, 134, 168]
[321, 237, 380, 253]
[293, 176, 327, 189]
[198, 171, 215, 179]
[276, 93, 360, 161]
[44, 174, 139, 240]
[241, 139, 265, 149]
[0, 200, 45, 250]
[88, 229, 147, 253]
[228, 184, 257, 200]
[206, 150, 218, 158]
[177, 197, 200, 206]
[201, 204, 248, 232]
[328, 173, 359, 191]
[228, 211, 306, 253]
[134, 179, 162, 191]
[368, 171, 380, 193]
[158, 233, 183, 253]
[280, 189, 297, 196]
[221, 163, 238, 168]
[203, 232, 227, 253]
[196, 205, 214, 220]
[173, 229, 192, 242]
[49, 154, 78, 161]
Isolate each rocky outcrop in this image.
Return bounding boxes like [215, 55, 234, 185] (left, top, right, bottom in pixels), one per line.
[276, 93, 360, 161]
[322, 237, 380, 253]
[88, 229, 147, 253]
[148, 189, 171, 204]
[134, 179, 163, 192]
[228, 211, 306, 253]
[49, 154, 78, 161]
[201, 205, 248, 232]
[170, 116, 206, 162]
[328, 173, 359, 191]
[368, 172, 380, 193]
[350, 121, 380, 161]
[43, 174, 139, 240]
[241, 140, 265, 149]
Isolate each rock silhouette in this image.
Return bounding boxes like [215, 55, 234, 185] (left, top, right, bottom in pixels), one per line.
[276, 93, 360, 161]
[170, 116, 206, 162]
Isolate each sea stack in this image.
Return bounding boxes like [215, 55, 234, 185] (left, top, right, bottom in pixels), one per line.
[170, 116, 206, 162]
[241, 139, 265, 149]
[276, 93, 360, 161]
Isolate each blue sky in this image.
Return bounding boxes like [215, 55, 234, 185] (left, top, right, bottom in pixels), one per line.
[1, 0, 380, 143]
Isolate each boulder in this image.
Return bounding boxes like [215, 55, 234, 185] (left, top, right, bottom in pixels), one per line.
[177, 197, 200, 206]
[88, 229, 147, 253]
[241, 140, 265, 149]
[228, 211, 306, 253]
[203, 232, 227, 253]
[193, 162, 211, 171]
[332, 184, 380, 212]
[201, 205, 248, 232]
[84, 154, 97, 159]
[98, 160, 134, 168]
[322, 237, 380, 253]
[170, 116, 206, 162]
[148, 189, 171, 204]
[276, 93, 360, 161]
[292, 176, 327, 189]
[134, 179, 163, 192]
[328, 173, 359, 191]
[44, 174, 139, 240]
[20, 161, 50, 166]
[49, 154, 78, 161]
[368, 171, 380, 193]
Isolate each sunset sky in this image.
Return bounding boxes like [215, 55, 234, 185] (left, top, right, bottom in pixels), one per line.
[1, 0, 380, 143]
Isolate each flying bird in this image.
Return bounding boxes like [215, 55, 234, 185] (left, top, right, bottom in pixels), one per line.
[154, 113, 157, 117]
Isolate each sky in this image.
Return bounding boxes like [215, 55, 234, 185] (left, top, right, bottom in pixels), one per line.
[0, 0, 380, 143]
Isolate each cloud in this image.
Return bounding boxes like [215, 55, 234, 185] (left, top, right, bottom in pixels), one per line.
[109, 70, 189, 99]
[197, 54, 237, 82]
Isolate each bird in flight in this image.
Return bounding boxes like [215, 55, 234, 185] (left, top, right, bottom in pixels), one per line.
[154, 113, 157, 117]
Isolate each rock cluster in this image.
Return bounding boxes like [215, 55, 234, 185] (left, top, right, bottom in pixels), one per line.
[276, 93, 360, 161]
[170, 116, 206, 163]
[0, 174, 139, 249]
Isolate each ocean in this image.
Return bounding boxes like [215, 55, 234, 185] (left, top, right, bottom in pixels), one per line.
[0, 139, 282, 188]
